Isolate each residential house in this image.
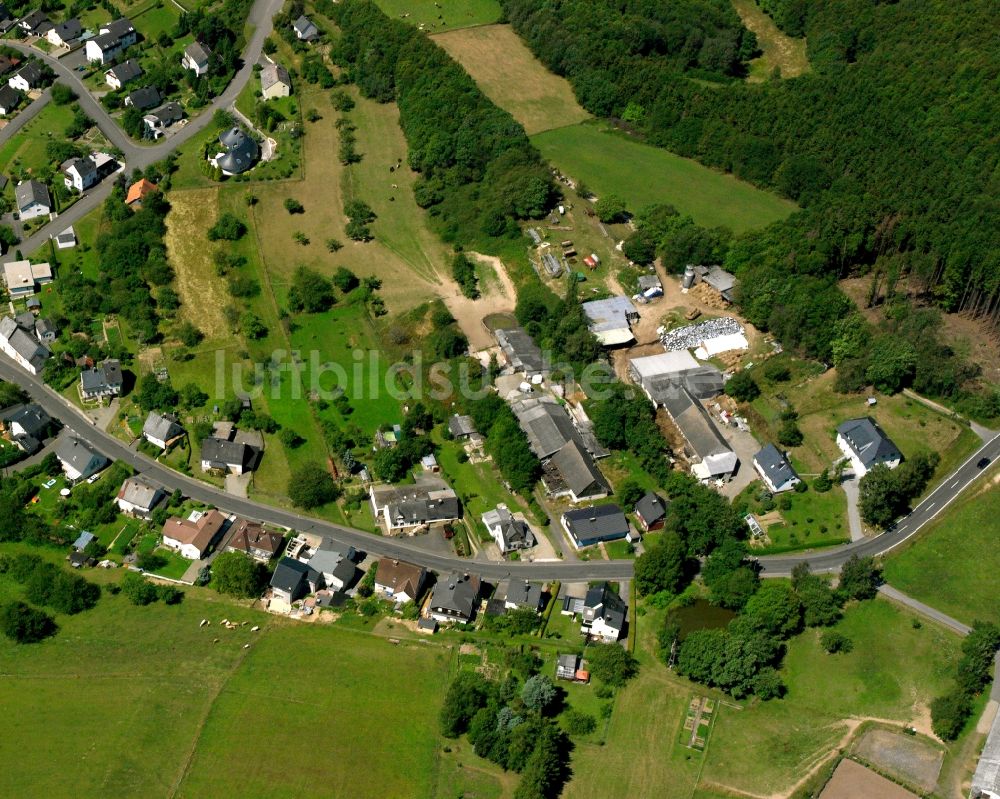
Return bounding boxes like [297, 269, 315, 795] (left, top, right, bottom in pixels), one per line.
[634, 491, 667, 532]
[555, 653, 589, 682]
[0, 6, 13, 34]
[54, 226, 76, 249]
[495, 326, 547, 378]
[34, 318, 56, 343]
[142, 410, 184, 450]
[16, 10, 50, 36]
[369, 475, 460, 533]
[546, 439, 610, 503]
[79, 358, 122, 401]
[260, 61, 290, 99]
[629, 351, 724, 406]
[124, 85, 161, 111]
[661, 387, 738, 482]
[1, 402, 50, 452]
[0, 314, 49, 374]
[104, 59, 142, 89]
[503, 580, 544, 613]
[200, 436, 255, 475]
[14, 179, 50, 219]
[836, 417, 902, 477]
[8, 61, 42, 92]
[510, 396, 588, 460]
[372, 557, 426, 603]
[581, 296, 639, 347]
[753, 444, 801, 494]
[307, 545, 357, 591]
[225, 518, 284, 562]
[212, 126, 258, 176]
[447, 414, 478, 440]
[428, 572, 481, 624]
[125, 177, 158, 207]
[482, 505, 535, 554]
[3, 259, 52, 297]
[84, 19, 137, 64]
[0, 53, 17, 75]
[181, 41, 212, 76]
[142, 101, 183, 139]
[270, 557, 320, 603]
[292, 15, 319, 41]
[0, 83, 19, 115]
[62, 152, 117, 192]
[46, 18, 81, 47]
[55, 436, 107, 482]
[161, 509, 228, 560]
[561, 504, 630, 549]
[581, 582, 626, 643]
[115, 475, 164, 518]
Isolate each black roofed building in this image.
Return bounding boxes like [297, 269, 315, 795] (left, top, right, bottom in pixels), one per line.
[0, 83, 20, 115]
[581, 582, 626, 643]
[270, 557, 320, 604]
[482, 505, 535, 554]
[836, 417, 902, 477]
[561, 504, 630, 549]
[545, 439, 610, 503]
[104, 59, 142, 89]
[125, 85, 161, 110]
[503, 580, 544, 613]
[79, 358, 122, 401]
[634, 491, 667, 532]
[1, 402, 50, 452]
[753, 444, 801, 493]
[428, 572, 481, 624]
[143, 411, 184, 450]
[212, 126, 258, 176]
[495, 326, 547, 378]
[369, 475, 460, 533]
[292, 14, 319, 41]
[662, 387, 737, 482]
[200, 436, 256, 475]
[143, 101, 183, 139]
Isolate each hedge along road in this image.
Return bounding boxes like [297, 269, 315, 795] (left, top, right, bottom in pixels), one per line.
[2, 0, 286, 262]
[2, 352, 998, 581]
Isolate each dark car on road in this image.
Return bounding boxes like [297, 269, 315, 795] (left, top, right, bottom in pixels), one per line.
[977, 457, 991, 469]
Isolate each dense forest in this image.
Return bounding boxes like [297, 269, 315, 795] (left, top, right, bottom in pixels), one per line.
[502, 0, 1000, 417]
[328, 0, 555, 246]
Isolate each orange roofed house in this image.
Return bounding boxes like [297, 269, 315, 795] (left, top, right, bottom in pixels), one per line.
[162, 509, 228, 560]
[125, 178, 158, 208]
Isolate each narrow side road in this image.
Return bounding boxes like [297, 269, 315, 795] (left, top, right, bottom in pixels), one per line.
[877, 584, 971, 636]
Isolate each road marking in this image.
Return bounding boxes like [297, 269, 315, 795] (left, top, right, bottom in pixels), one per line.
[951, 480, 960, 488]
[925, 502, 935, 510]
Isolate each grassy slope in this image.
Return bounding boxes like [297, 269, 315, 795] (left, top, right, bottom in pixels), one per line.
[883, 480, 1000, 626]
[375, 0, 501, 32]
[531, 122, 797, 232]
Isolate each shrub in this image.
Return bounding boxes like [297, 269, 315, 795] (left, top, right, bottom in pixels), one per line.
[207, 213, 247, 241]
[820, 630, 853, 653]
[563, 709, 597, 736]
[121, 572, 159, 606]
[725, 371, 760, 402]
[0, 601, 57, 643]
[284, 198, 304, 214]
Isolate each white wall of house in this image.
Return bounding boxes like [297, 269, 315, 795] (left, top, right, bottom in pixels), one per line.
[584, 617, 621, 643]
[161, 534, 201, 560]
[373, 582, 414, 604]
[0, 338, 40, 373]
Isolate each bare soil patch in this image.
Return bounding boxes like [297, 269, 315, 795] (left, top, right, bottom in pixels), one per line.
[441, 252, 518, 351]
[819, 759, 917, 799]
[852, 728, 944, 794]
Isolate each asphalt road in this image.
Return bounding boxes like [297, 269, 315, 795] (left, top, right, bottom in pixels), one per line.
[0, 86, 51, 149]
[4, 0, 284, 261]
[2, 353, 997, 582]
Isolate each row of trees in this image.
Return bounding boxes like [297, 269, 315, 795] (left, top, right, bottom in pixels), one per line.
[930, 622, 1000, 740]
[858, 452, 940, 528]
[466, 393, 541, 493]
[329, 0, 556, 247]
[514, 281, 602, 376]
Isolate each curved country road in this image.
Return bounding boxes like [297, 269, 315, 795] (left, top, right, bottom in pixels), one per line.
[0, 355, 997, 581]
[3, 0, 285, 262]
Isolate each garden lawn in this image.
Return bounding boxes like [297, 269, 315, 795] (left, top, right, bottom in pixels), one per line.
[174, 625, 453, 798]
[531, 122, 797, 232]
[375, 0, 501, 31]
[883, 481, 1000, 626]
[0, 101, 78, 177]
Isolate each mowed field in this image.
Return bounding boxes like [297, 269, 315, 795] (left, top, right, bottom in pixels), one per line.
[175, 625, 452, 798]
[884, 479, 1000, 626]
[432, 24, 591, 135]
[532, 122, 798, 231]
[376, 0, 501, 31]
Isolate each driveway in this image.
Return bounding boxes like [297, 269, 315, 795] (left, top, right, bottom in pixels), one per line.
[840, 472, 865, 542]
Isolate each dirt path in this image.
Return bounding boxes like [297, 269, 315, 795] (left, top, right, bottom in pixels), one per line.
[440, 252, 518, 351]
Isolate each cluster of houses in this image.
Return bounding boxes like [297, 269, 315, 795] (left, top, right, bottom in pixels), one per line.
[0, 50, 47, 117]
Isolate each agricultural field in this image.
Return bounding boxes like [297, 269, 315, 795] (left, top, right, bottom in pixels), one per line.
[375, 0, 501, 32]
[531, 122, 798, 232]
[731, 0, 810, 82]
[883, 480, 1000, 626]
[432, 24, 591, 135]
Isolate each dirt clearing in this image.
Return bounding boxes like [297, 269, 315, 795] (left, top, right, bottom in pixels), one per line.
[820, 759, 917, 799]
[442, 252, 518, 351]
[165, 188, 231, 341]
[852, 727, 944, 793]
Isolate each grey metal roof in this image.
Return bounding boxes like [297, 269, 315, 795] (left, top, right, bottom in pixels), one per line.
[107, 59, 141, 83]
[126, 86, 160, 110]
[0, 318, 49, 370]
[447, 414, 477, 438]
[549, 440, 609, 499]
[51, 18, 81, 41]
[510, 396, 583, 460]
[662, 388, 735, 465]
[496, 326, 546, 375]
[837, 417, 902, 469]
[583, 582, 626, 631]
[184, 41, 211, 64]
[143, 411, 183, 442]
[293, 15, 318, 38]
[431, 572, 480, 618]
[581, 296, 638, 333]
[637, 274, 662, 292]
[270, 557, 317, 593]
[753, 444, 799, 488]
[0, 83, 19, 109]
[80, 359, 121, 393]
[147, 101, 183, 124]
[634, 492, 667, 526]
[201, 437, 252, 469]
[55, 437, 105, 474]
[562, 504, 628, 544]
[15, 179, 49, 211]
[504, 580, 543, 610]
[216, 126, 258, 174]
[1, 402, 49, 437]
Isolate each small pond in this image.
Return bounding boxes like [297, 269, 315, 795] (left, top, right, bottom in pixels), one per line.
[668, 599, 737, 640]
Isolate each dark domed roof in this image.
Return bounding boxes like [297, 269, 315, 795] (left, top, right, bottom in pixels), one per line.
[216, 126, 259, 174]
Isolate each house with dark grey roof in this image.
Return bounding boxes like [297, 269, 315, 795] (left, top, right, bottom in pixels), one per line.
[8, 61, 42, 92]
[292, 14, 319, 41]
[200, 436, 255, 475]
[561, 504, 630, 549]
[369, 475, 460, 532]
[55, 437, 107, 482]
[662, 387, 737, 482]
[0, 5, 14, 33]
[270, 557, 319, 604]
[17, 10, 50, 36]
[143, 411, 184, 450]
[753, 444, 801, 493]
[181, 41, 212, 75]
[63, 152, 117, 192]
[104, 59, 142, 89]
[495, 326, 547, 377]
[634, 491, 667, 532]
[546, 439, 610, 503]
[0, 83, 20, 115]
[212, 126, 258, 176]
[1, 402, 50, 452]
[79, 358, 122, 401]
[503, 580, 544, 613]
[510, 396, 585, 460]
[46, 17, 81, 47]
[429, 572, 481, 623]
[307, 545, 357, 591]
[143, 101, 183, 139]
[836, 417, 902, 476]
[84, 18, 137, 64]
[447, 414, 477, 439]
[14, 179, 50, 219]
[581, 582, 626, 642]
[124, 85, 161, 110]
[34, 318, 56, 343]
[115, 475, 164, 518]
[482, 505, 535, 554]
[0, 314, 49, 374]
